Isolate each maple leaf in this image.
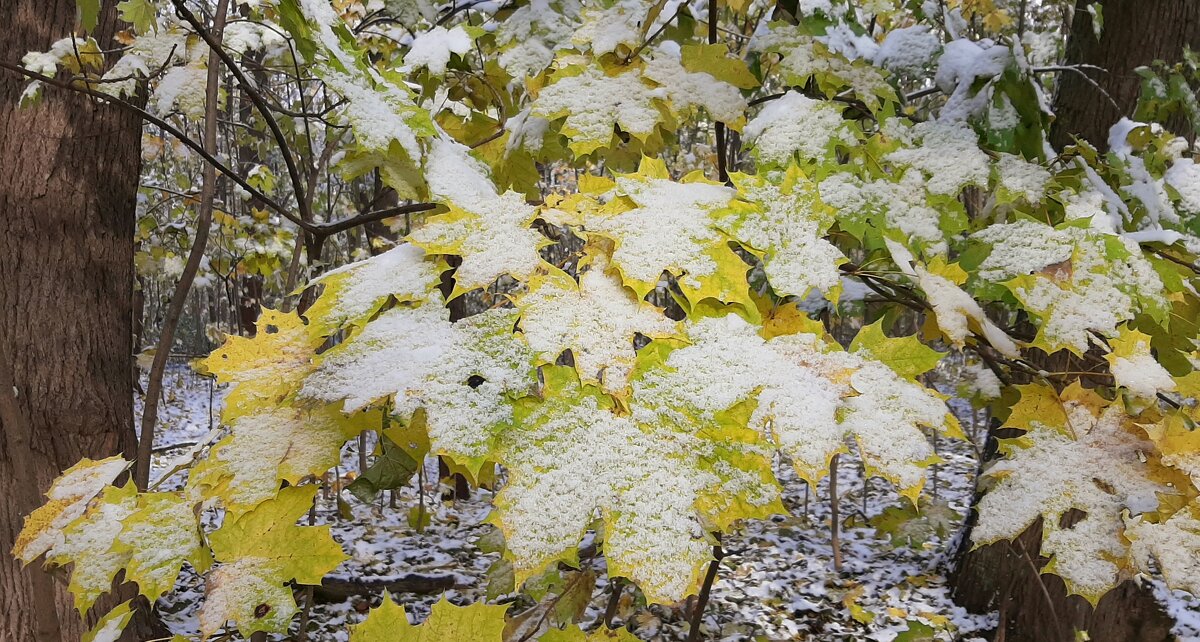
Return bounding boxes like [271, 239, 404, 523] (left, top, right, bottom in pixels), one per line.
[633, 314, 956, 502]
[48, 483, 139, 612]
[304, 243, 442, 334]
[199, 485, 347, 639]
[971, 220, 1167, 354]
[643, 44, 750, 130]
[515, 255, 679, 393]
[885, 240, 1020, 358]
[200, 308, 321, 414]
[724, 167, 845, 299]
[849, 319, 945, 381]
[1142, 407, 1200, 486]
[532, 60, 670, 157]
[284, 0, 436, 199]
[350, 596, 507, 641]
[972, 384, 1173, 603]
[12, 456, 131, 565]
[743, 92, 855, 167]
[580, 158, 752, 312]
[408, 191, 548, 295]
[302, 303, 536, 473]
[1105, 326, 1176, 400]
[1126, 502, 1200, 597]
[115, 491, 211, 603]
[82, 599, 134, 642]
[190, 404, 377, 512]
[750, 24, 895, 110]
[493, 365, 783, 603]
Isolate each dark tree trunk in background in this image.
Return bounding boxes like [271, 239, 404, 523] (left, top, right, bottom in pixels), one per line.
[1049, 0, 1200, 149]
[0, 1, 164, 639]
[238, 274, 264, 336]
[950, 5, 1198, 637]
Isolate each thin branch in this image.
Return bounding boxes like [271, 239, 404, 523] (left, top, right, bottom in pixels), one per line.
[172, 0, 313, 223]
[314, 201, 437, 236]
[136, 0, 230, 489]
[0, 61, 306, 230]
[1032, 64, 1121, 113]
[626, 4, 684, 63]
[686, 540, 724, 642]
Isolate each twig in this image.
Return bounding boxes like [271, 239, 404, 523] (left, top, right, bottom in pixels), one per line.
[602, 578, 623, 628]
[135, 0, 230, 489]
[686, 539, 724, 642]
[1033, 64, 1121, 113]
[829, 454, 843, 572]
[172, 0, 313, 225]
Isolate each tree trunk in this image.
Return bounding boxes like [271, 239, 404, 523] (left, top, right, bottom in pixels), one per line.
[1049, 0, 1200, 149]
[952, 6, 1200, 639]
[0, 1, 163, 639]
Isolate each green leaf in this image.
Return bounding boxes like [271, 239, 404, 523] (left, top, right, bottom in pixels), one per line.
[83, 600, 134, 642]
[348, 433, 424, 503]
[117, 0, 157, 33]
[77, 0, 100, 33]
[680, 43, 758, 89]
[849, 319, 944, 380]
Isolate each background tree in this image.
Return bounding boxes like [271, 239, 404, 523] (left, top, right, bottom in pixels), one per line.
[0, 0, 167, 639]
[953, 3, 1200, 639]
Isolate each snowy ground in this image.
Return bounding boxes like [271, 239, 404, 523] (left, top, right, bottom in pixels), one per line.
[137, 364, 1198, 641]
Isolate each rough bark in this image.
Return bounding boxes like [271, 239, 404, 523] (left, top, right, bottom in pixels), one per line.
[950, 5, 1200, 640]
[0, 1, 162, 639]
[1049, 0, 1200, 149]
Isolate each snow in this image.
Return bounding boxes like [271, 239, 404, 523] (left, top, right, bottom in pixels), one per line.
[643, 45, 748, 126]
[573, 0, 656, 55]
[321, 70, 424, 162]
[933, 38, 1010, 122]
[423, 136, 498, 209]
[532, 64, 666, 149]
[588, 177, 735, 289]
[138, 364, 1200, 639]
[404, 26, 473, 76]
[312, 243, 441, 324]
[408, 188, 545, 291]
[885, 121, 991, 196]
[873, 25, 941, 74]
[1167, 158, 1200, 214]
[995, 153, 1051, 203]
[729, 174, 846, 298]
[516, 261, 677, 392]
[819, 171, 949, 255]
[1109, 353, 1176, 400]
[21, 37, 88, 75]
[972, 220, 1166, 352]
[973, 405, 1167, 598]
[504, 108, 550, 154]
[495, 0, 580, 78]
[743, 92, 852, 165]
[152, 64, 209, 118]
[1108, 117, 1142, 155]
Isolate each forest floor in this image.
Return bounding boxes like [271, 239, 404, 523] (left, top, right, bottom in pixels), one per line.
[137, 364, 1200, 642]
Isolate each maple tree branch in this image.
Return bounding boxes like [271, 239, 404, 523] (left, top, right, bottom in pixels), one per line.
[313, 201, 438, 236]
[0, 61, 309, 231]
[171, 0, 313, 224]
[135, 0, 230, 490]
[687, 538, 725, 642]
